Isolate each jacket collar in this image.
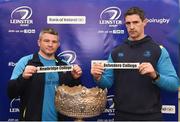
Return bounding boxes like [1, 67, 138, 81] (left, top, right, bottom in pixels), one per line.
[31, 52, 65, 65]
[125, 35, 152, 47]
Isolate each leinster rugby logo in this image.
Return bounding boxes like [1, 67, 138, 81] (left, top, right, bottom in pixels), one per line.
[104, 95, 115, 116]
[9, 98, 20, 113]
[58, 50, 76, 64]
[10, 6, 33, 26]
[100, 7, 121, 20]
[11, 6, 32, 19]
[99, 6, 122, 26]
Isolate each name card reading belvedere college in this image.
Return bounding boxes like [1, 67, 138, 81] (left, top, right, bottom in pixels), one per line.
[91, 60, 139, 69]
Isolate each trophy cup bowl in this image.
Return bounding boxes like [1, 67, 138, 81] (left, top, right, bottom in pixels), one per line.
[55, 85, 107, 120]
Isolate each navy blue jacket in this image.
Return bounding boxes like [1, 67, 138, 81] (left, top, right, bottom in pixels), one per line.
[7, 53, 80, 121]
[112, 36, 161, 114]
[96, 36, 179, 120]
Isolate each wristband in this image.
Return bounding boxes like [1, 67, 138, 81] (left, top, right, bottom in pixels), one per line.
[153, 71, 160, 81]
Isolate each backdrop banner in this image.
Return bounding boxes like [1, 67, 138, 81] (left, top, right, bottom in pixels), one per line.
[0, 0, 179, 121]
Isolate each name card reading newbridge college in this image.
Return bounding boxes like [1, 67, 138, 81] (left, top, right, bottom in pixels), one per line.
[37, 65, 73, 73]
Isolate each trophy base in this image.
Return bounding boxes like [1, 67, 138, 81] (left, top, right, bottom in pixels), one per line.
[75, 118, 83, 122]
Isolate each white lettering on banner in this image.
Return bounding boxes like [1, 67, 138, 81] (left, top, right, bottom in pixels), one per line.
[8, 29, 36, 34]
[47, 16, 86, 24]
[10, 19, 33, 25]
[98, 29, 124, 34]
[9, 108, 20, 113]
[8, 119, 19, 121]
[8, 62, 16, 67]
[161, 105, 176, 114]
[24, 29, 36, 33]
[148, 18, 170, 24]
[37, 65, 73, 73]
[112, 29, 124, 34]
[99, 20, 122, 25]
[97, 119, 114, 121]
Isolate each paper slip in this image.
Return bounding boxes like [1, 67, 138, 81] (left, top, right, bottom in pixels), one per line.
[104, 63, 140, 69]
[91, 60, 139, 69]
[37, 65, 73, 73]
[91, 60, 108, 66]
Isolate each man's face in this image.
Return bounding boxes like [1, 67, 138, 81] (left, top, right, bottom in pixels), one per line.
[38, 33, 59, 57]
[125, 14, 147, 40]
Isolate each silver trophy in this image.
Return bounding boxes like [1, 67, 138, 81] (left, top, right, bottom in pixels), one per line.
[55, 85, 107, 120]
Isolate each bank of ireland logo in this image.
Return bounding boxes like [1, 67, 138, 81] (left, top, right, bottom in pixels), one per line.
[9, 98, 20, 113]
[10, 6, 33, 26]
[58, 50, 77, 64]
[99, 7, 122, 27]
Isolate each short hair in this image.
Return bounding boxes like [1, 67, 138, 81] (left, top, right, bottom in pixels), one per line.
[124, 7, 145, 21]
[39, 28, 59, 39]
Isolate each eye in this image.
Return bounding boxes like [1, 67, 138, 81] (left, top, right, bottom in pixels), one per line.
[133, 21, 139, 24]
[125, 22, 130, 26]
[52, 40, 58, 43]
[43, 39, 50, 42]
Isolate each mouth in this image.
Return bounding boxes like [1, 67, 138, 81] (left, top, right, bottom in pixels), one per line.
[129, 30, 136, 33]
[129, 31, 136, 35]
[46, 48, 54, 52]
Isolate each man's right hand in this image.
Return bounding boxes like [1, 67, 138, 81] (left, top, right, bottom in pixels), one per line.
[22, 65, 37, 79]
[91, 63, 104, 81]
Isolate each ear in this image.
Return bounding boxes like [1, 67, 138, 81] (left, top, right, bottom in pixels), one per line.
[58, 42, 60, 47]
[143, 18, 148, 26]
[38, 39, 40, 47]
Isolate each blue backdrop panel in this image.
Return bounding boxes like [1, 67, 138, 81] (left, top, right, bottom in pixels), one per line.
[0, 0, 179, 121]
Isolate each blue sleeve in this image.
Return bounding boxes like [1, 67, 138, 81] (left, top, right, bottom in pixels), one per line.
[8, 54, 33, 98]
[154, 46, 179, 92]
[11, 54, 33, 80]
[96, 54, 114, 89]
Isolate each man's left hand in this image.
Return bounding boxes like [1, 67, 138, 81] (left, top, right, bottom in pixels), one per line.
[139, 62, 157, 79]
[71, 64, 82, 79]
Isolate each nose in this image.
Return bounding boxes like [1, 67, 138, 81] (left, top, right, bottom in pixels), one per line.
[129, 23, 134, 29]
[47, 41, 53, 46]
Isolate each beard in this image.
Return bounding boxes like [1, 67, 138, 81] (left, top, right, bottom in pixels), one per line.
[39, 48, 56, 58]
